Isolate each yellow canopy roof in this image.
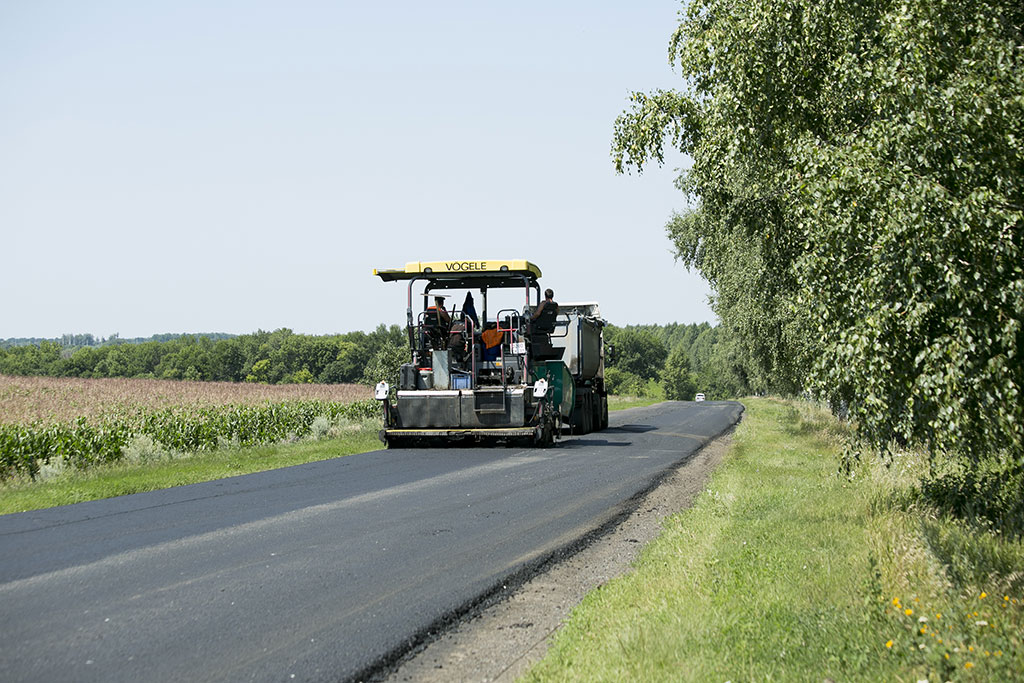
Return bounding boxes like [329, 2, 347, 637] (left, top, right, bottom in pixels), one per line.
[374, 260, 542, 283]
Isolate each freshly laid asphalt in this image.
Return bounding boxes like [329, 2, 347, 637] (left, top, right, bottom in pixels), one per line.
[0, 400, 742, 682]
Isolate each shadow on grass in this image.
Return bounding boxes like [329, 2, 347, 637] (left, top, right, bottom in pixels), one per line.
[919, 459, 1024, 539]
[921, 518, 1024, 594]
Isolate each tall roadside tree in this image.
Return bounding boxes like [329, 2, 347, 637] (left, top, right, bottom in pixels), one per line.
[661, 346, 698, 400]
[613, 0, 1022, 462]
[790, 0, 1024, 461]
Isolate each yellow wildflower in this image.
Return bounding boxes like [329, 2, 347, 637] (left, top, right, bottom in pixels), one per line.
[980, 592, 987, 599]
[936, 613, 942, 619]
[965, 662, 974, 669]
[892, 597, 901, 607]
[885, 640, 893, 649]
[905, 608, 913, 616]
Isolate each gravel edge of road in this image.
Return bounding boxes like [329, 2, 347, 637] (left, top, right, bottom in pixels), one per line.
[376, 420, 739, 683]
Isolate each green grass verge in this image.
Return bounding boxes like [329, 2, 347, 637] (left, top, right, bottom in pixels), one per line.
[0, 429, 380, 515]
[522, 397, 1024, 682]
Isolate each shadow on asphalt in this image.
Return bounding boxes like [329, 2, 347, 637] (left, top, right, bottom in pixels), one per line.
[557, 439, 632, 449]
[602, 424, 658, 434]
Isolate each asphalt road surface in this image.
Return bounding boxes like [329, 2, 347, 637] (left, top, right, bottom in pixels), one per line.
[0, 400, 742, 682]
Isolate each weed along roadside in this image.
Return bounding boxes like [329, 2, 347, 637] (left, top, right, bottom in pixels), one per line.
[522, 398, 1024, 682]
[0, 421, 382, 515]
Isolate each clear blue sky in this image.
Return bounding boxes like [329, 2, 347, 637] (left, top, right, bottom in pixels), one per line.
[1, 1, 713, 338]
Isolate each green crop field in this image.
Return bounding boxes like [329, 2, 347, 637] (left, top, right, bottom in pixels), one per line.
[0, 375, 668, 514]
[0, 375, 377, 502]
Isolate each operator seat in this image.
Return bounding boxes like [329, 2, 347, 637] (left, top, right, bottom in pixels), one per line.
[423, 308, 448, 349]
[532, 302, 558, 333]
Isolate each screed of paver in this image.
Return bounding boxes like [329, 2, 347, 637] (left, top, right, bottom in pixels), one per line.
[384, 430, 732, 683]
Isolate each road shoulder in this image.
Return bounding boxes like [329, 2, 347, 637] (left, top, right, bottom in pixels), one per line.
[384, 427, 733, 682]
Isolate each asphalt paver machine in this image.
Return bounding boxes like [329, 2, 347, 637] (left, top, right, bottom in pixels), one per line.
[372, 260, 608, 447]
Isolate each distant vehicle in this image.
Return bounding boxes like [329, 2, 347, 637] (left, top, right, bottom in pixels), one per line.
[695, 393, 706, 402]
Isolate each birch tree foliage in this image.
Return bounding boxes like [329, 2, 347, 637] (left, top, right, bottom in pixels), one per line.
[613, 0, 1023, 461]
[792, 0, 1023, 460]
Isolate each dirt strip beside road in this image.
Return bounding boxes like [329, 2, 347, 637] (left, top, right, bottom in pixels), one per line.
[385, 428, 733, 682]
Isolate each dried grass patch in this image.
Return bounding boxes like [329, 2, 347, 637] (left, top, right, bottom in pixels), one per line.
[0, 375, 370, 425]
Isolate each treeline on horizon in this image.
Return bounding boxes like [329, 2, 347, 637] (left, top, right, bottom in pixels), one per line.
[604, 323, 742, 400]
[0, 332, 236, 350]
[0, 323, 736, 397]
[0, 327, 406, 385]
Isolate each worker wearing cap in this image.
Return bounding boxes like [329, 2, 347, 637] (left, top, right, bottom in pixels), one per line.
[428, 296, 451, 326]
